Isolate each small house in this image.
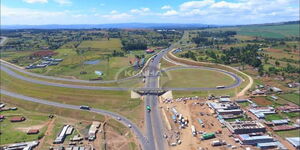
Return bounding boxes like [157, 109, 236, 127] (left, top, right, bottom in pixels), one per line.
[27, 129, 39, 134]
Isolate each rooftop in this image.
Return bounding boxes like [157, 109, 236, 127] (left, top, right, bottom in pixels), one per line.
[286, 137, 300, 148]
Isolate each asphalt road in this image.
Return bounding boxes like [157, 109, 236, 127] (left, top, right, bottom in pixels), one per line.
[0, 61, 141, 84]
[0, 36, 8, 46]
[0, 89, 149, 150]
[144, 49, 170, 150]
[0, 65, 129, 91]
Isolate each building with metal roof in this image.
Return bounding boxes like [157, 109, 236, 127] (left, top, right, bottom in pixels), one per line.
[257, 141, 286, 149]
[237, 134, 274, 145]
[249, 107, 276, 119]
[286, 137, 300, 148]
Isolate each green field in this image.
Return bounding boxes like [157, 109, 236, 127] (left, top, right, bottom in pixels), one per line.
[160, 68, 235, 88]
[78, 38, 122, 50]
[0, 103, 49, 145]
[237, 24, 300, 38]
[264, 114, 284, 121]
[237, 101, 251, 107]
[27, 48, 146, 80]
[1, 38, 151, 81]
[278, 93, 300, 105]
[276, 129, 300, 138]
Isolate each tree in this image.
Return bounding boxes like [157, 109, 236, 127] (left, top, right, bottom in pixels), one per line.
[258, 65, 264, 76]
[275, 60, 280, 66]
[264, 56, 269, 64]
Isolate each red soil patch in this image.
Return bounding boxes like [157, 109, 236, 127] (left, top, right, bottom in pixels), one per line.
[252, 97, 272, 106]
[32, 50, 58, 57]
[266, 48, 282, 53]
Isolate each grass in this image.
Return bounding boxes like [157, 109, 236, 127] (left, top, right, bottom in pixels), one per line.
[0, 51, 36, 66]
[237, 24, 300, 38]
[29, 48, 134, 80]
[276, 129, 300, 138]
[0, 71, 144, 124]
[0, 102, 49, 145]
[0, 95, 105, 122]
[0, 95, 136, 148]
[27, 48, 153, 81]
[78, 38, 122, 50]
[8, 66, 142, 87]
[278, 93, 300, 105]
[238, 101, 251, 107]
[160, 68, 235, 88]
[282, 112, 300, 119]
[264, 114, 284, 121]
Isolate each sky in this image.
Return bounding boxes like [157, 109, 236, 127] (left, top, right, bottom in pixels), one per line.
[1, 0, 299, 25]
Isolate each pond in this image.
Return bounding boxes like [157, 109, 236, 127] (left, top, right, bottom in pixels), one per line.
[84, 59, 100, 65]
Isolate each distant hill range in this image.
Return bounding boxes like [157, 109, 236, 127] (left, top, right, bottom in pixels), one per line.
[1, 21, 299, 30]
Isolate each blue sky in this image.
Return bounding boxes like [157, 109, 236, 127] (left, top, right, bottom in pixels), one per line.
[1, 0, 299, 25]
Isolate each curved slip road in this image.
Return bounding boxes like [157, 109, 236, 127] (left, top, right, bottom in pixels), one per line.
[0, 60, 141, 84]
[1, 61, 242, 91]
[0, 65, 130, 91]
[161, 66, 242, 91]
[0, 89, 150, 150]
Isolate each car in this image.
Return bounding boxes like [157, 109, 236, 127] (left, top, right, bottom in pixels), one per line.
[80, 105, 90, 110]
[146, 105, 151, 112]
[117, 117, 121, 120]
[128, 124, 132, 128]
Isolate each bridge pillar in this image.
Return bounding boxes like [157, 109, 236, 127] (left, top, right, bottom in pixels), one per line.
[131, 90, 141, 99]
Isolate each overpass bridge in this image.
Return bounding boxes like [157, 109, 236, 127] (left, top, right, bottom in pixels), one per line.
[133, 88, 167, 95]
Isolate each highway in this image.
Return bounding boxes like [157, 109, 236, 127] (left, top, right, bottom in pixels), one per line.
[0, 89, 149, 150]
[144, 49, 170, 150]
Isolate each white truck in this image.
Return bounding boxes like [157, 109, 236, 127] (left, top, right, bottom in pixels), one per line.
[191, 125, 197, 136]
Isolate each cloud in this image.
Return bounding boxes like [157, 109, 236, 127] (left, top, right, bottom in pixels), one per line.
[23, 0, 48, 3]
[110, 10, 118, 14]
[174, 0, 299, 24]
[102, 13, 132, 20]
[1, 5, 68, 24]
[180, 0, 214, 11]
[130, 7, 150, 15]
[53, 0, 72, 5]
[161, 5, 172, 10]
[161, 10, 178, 16]
[101, 10, 133, 20]
[2, 0, 299, 25]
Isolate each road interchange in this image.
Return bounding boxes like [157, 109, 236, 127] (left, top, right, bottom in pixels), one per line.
[0, 47, 244, 150]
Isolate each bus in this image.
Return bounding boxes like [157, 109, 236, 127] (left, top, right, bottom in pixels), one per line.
[216, 86, 225, 89]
